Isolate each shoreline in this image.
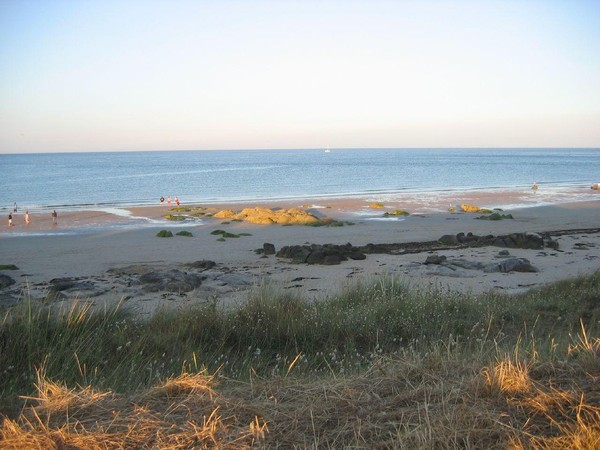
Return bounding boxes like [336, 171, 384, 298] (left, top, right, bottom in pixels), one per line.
[2, 186, 599, 236]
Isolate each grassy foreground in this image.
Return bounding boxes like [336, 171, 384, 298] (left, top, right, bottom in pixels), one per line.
[1, 272, 599, 448]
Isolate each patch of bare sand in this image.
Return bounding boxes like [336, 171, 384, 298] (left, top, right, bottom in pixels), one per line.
[1, 198, 599, 318]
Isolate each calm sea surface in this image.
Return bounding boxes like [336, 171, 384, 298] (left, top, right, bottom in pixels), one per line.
[1, 148, 599, 212]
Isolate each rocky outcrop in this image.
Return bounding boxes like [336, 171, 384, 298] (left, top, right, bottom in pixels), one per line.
[214, 207, 319, 225]
[138, 269, 203, 293]
[275, 232, 559, 265]
[437, 232, 558, 250]
[47, 277, 107, 298]
[276, 244, 366, 265]
[425, 254, 538, 273]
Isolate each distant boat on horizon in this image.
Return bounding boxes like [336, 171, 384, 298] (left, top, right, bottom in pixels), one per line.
[324, 146, 331, 153]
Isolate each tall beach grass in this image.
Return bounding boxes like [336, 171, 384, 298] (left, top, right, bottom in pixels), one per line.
[1, 271, 598, 448]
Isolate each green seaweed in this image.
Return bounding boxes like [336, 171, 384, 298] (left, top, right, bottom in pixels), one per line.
[306, 219, 354, 227]
[156, 230, 174, 238]
[476, 213, 514, 221]
[0, 264, 18, 270]
[211, 230, 240, 238]
[176, 231, 193, 237]
[162, 214, 186, 221]
[383, 209, 410, 217]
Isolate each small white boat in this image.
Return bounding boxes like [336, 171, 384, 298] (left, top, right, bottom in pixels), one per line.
[324, 146, 331, 153]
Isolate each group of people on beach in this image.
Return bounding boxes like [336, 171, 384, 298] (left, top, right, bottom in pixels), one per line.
[159, 196, 180, 206]
[7, 203, 58, 227]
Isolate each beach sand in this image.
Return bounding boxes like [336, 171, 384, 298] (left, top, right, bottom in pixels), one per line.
[1, 192, 599, 319]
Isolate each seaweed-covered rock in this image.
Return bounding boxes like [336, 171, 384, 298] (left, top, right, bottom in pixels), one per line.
[156, 230, 173, 238]
[176, 230, 193, 237]
[476, 213, 514, 221]
[383, 209, 410, 217]
[162, 214, 187, 221]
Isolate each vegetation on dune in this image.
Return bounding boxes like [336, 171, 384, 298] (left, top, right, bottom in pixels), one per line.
[1, 272, 599, 448]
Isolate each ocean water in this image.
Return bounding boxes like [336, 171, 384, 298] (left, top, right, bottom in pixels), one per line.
[1, 148, 599, 213]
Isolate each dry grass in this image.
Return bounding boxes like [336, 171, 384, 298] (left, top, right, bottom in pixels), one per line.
[2, 275, 599, 448]
[2, 344, 598, 449]
[1, 369, 267, 449]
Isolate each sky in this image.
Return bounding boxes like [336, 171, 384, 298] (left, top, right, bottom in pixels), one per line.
[1, 0, 599, 153]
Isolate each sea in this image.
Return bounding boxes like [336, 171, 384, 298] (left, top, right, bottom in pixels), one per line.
[1, 148, 599, 214]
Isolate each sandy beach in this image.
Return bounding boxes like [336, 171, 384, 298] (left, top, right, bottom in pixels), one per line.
[1, 191, 599, 318]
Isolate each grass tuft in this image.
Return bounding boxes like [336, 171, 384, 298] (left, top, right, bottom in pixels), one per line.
[1, 271, 598, 447]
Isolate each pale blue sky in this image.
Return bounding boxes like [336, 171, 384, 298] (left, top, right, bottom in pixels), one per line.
[1, 0, 599, 153]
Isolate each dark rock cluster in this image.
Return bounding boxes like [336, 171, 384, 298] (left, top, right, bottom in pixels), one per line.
[425, 253, 538, 273]
[137, 269, 203, 293]
[438, 231, 558, 250]
[274, 232, 559, 265]
[276, 243, 367, 265]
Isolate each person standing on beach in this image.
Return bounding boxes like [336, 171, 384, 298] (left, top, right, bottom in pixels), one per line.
[167, 196, 172, 206]
[175, 197, 180, 206]
[13, 202, 18, 213]
[532, 181, 539, 193]
[51, 209, 57, 225]
[25, 211, 30, 225]
[8, 213, 13, 227]
[160, 196, 165, 205]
